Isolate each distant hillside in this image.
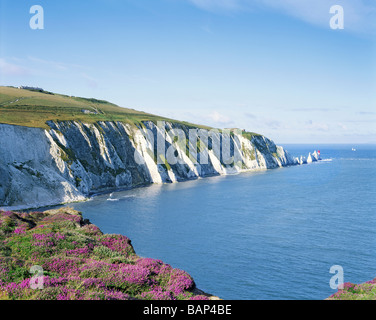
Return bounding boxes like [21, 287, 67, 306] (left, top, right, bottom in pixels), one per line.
[0, 86, 213, 130]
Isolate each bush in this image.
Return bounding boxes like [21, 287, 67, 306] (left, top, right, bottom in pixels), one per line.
[93, 246, 121, 259]
[0, 209, 208, 300]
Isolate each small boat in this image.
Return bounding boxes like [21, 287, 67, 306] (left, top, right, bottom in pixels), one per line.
[352, 148, 356, 152]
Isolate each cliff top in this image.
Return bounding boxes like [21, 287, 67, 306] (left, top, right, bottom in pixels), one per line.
[0, 207, 219, 300]
[0, 86, 214, 131]
[327, 280, 376, 300]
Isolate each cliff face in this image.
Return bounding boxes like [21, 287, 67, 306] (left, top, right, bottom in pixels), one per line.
[0, 121, 300, 209]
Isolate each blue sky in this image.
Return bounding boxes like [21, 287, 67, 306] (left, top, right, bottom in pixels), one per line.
[0, 0, 375, 144]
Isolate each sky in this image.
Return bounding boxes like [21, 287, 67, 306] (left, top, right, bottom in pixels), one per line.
[0, 0, 375, 144]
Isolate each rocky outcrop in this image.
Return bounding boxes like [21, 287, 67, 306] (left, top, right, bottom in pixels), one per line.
[0, 121, 316, 210]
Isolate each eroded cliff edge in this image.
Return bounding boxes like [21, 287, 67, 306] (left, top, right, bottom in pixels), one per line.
[0, 120, 313, 210]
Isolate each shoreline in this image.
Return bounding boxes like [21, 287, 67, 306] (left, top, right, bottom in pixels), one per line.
[1, 163, 307, 212]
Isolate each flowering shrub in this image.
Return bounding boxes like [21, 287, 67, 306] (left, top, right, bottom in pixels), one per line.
[43, 257, 85, 277]
[42, 212, 82, 225]
[136, 258, 164, 275]
[99, 234, 134, 257]
[328, 280, 376, 300]
[139, 287, 175, 300]
[0, 208, 212, 301]
[166, 269, 195, 295]
[13, 227, 27, 235]
[81, 224, 102, 236]
[64, 247, 92, 258]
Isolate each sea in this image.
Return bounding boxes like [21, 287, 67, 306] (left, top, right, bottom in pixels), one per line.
[64, 144, 376, 300]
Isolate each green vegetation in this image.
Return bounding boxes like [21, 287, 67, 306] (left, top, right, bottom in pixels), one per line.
[241, 131, 261, 140]
[0, 208, 214, 300]
[241, 142, 256, 161]
[0, 86, 260, 142]
[158, 154, 171, 171]
[75, 177, 82, 188]
[328, 281, 376, 300]
[0, 86, 211, 130]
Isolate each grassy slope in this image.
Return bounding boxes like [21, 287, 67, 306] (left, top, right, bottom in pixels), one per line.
[0, 86, 213, 130]
[0, 207, 215, 300]
[327, 281, 376, 300]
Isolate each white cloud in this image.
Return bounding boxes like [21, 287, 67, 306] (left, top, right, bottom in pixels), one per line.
[337, 122, 348, 130]
[27, 56, 87, 71]
[81, 73, 99, 89]
[261, 0, 375, 33]
[187, 0, 376, 34]
[25, 56, 99, 89]
[304, 120, 330, 131]
[264, 119, 282, 130]
[207, 111, 234, 126]
[0, 58, 30, 76]
[189, 0, 241, 11]
[244, 112, 257, 119]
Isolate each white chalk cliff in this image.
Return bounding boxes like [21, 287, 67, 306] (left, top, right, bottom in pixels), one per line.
[0, 121, 319, 210]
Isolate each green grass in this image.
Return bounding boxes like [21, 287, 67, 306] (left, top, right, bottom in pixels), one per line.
[328, 282, 376, 300]
[241, 131, 261, 140]
[0, 86, 260, 140]
[0, 86, 212, 130]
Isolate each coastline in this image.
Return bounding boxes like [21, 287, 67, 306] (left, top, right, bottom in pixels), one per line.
[0, 118, 311, 211]
[1, 162, 306, 212]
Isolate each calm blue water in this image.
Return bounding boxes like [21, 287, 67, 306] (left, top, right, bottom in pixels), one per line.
[67, 144, 376, 300]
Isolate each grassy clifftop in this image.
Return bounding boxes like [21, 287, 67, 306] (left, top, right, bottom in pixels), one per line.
[0, 86, 212, 130]
[327, 281, 376, 300]
[0, 207, 217, 300]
